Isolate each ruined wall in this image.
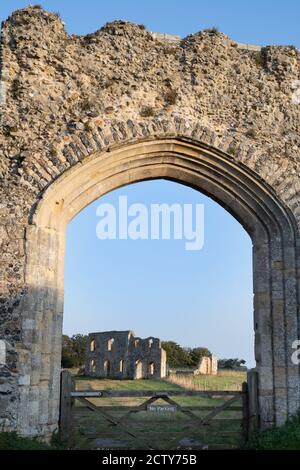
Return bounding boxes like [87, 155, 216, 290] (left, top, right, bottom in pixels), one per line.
[85, 330, 166, 379]
[127, 335, 166, 379]
[86, 330, 131, 378]
[197, 355, 218, 375]
[170, 355, 218, 376]
[0, 6, 299, 437]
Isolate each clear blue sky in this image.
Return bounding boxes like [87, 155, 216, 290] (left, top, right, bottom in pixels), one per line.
[65, 182, 254, 365]
[1, 0, 300, 46]
[2, 1, 299, 367]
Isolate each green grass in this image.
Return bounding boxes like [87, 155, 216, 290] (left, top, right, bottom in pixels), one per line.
[0, 432, 52, 450]
[192, 372, 246, 390]
[75, 376, 183, 391]
[168, 371, 246, 391]
[246, 412, 300, 450]
[0, 430, 68, 450]
[74, 370, 246, 392]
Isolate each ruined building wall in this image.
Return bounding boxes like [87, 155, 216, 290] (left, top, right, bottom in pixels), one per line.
[197, 355, 218, 375]
[86, 331, 132, 379]
[85, 331, 166, 379]
[127, 335, 166, 379]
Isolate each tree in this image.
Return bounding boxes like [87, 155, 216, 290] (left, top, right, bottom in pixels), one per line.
[161, 342, 212, 368]
[218, 358, 246, 370]
[161, 341, 192, 367]
[61, 335, 75, 368]
[61, 334, 88, 368]
[189, 347, 212, 367]
[71, 334, 88, 365]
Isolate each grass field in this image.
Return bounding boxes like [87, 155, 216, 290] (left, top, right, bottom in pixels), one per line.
[70, 371, 246, 450]
[76, 376, 182, 391]
[75, 369, 246, 391]
[167, 370, 247, 391]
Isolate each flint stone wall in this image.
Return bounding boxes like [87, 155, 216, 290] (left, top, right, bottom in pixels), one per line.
[0, 6, 299, 437]
[85, 330, 166, 379]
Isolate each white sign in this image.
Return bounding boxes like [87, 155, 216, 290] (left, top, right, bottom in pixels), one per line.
[147, 404, 177, 413]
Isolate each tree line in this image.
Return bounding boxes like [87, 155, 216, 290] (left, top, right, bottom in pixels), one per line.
[161, 341, 212, 368]
[61, 335, 246, 370]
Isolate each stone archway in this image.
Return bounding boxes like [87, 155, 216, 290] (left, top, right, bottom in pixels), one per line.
[0, 7, 299, 439]
[19, 137, 298, 437]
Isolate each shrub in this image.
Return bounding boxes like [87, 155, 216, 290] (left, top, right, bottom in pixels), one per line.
[204, 26, 219, 34]
[11, 79, 21, 99]
[245, 128, 256, 138]
[245, 412, 300, 450]
[164, 46, 177, 56]
[228, 145, 237, 156]
[255, 52, 264, 67]
[51, 431, 68, 449]
[140, 105, 155, 117]
[50, 146, 58, 157]
[164, 90, 178, 106]
[81, 98, 92, 111]
[84, 121, 94, 131]
[0, 430, 68, 450]
[0, 432, 52, 450]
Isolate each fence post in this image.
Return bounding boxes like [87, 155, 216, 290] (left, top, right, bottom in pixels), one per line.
[59, 370, 74, 442]
[247, 368, 259, 433]
[241, 381, 249, 443]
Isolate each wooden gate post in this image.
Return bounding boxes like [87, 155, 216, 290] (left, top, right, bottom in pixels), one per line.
[247, 369, 259, 432]
[59, 370, 74, 442]
[241, 381, 249, 443]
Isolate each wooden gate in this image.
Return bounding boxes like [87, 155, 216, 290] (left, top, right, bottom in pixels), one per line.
[59, 370, 259, 449]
